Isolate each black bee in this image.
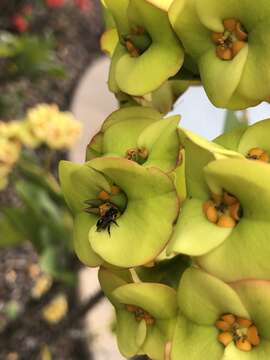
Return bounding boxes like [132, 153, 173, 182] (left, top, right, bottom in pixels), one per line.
[96, 203, 119, 236]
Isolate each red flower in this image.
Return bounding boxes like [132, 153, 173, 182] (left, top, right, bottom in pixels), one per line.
[46, 0, 65, 7]
[12, 15, 28, 33]
[74, 0, 92, 11]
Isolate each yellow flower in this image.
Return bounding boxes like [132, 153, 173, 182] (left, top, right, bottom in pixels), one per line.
[42, 294, 68, 324]
[0, 120, 39, 148]
[0, 138, 21, 166]
[26, 103, 82, 150]
[0, 137, 20, 191]
[31, 274, 53, 299]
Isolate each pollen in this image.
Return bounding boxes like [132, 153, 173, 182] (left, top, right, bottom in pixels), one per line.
[203, 191, 242, 228]
[125, 40, 140, 57]
[216, 314, 260, 352]
[126, 304, 155, 326]
[247, 147, 270, 163]
[212, 18, 248, 60]
[98, 190, 110, 201]
[125, 147, 149, 165]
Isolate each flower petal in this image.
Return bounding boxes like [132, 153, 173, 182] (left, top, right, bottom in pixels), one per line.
[171, 315, 223, 360]
[146, 0, 174, 12]
[231, 279, 270, 340]
[59, 161, 83, 214]
[222, 340, 270, 360]
[198, 46, 248, 108]
[197, 159, 270, 280]
[142, 322, 170, 360]
[138, 115, 180, 172]
[237, 21, 270, 101]
[179, 128, 242, 199]
[104, 0, 130, 34]
[167, 198, 232, 256]
[98, 267, 131, 307]
[86, 132, 103, 161]
[214, 126, 247, 151]
[196, 0, 270, 33]
[100, 28, 119, 58]
[197, 218, 270, 281]
[205, 159, 270, 221]
[102, 108, 161, 156]
[113, 282, 178, 319]
[73, 213, 103, 267]
[238, 119, 270, 156]
[136, 320, 148, 348]
[59, 161, 110, 214]
[116, 309, 142, 357]
[178, 268, 249, 325]
[114, 0, 183, 95]
[169, 0, 212, 58]
[103, 105, 162, 130]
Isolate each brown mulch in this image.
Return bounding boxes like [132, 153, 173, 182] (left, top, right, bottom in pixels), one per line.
[0, 243, 104, 360]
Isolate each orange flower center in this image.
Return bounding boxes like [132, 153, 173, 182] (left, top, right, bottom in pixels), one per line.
[122, 27, 151, 57]
[247, 147, 269, 163]
[212, 18, 248, 60]
[126, 304, 155, 326]
[216, 314, 260, 352]
[125, 147, 148, 164]
[203, 191, 242, 228]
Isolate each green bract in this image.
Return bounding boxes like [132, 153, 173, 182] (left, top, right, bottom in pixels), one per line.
[215, 118, 270, 158]
[196, 157, 270, 282]
[168, 129, 240, 256]
[169, 0, 270, 109]
[59, 157, 179, 268]
[101, 24, 199, 113]
[172, 267, 270, 359]
[168, 129, 270, 281]
[105, 0, 184, 96]
[86, 106, 181, 173]
[99, 267, 178, 360]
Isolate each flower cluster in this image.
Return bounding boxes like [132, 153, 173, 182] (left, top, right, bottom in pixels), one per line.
[101, 0, 270, 111]
[60, 103, 270, 358]
[0, 137, 21, 190]
[25, 104, 82, 150]
[0, 103, 81, 191]
[59, 1, 270, 359]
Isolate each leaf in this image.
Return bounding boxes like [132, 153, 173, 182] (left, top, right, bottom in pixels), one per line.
[40, 246, 76, 285]
[0, 31, 20, 57]
[0, 212, 26, 247]
[0, 32, 66, 79]
[18, 156, 62, 201]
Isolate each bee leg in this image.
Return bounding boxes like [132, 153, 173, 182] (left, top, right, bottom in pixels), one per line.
[112, 220, 119, 227]
[107, 224, 111, 237]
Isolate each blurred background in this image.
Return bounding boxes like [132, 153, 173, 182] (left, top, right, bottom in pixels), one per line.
[1, 1, 270, 360]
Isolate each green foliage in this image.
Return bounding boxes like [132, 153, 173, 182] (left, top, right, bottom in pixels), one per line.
[0, 31, 65, 79]
[0, 153, 74, 283]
